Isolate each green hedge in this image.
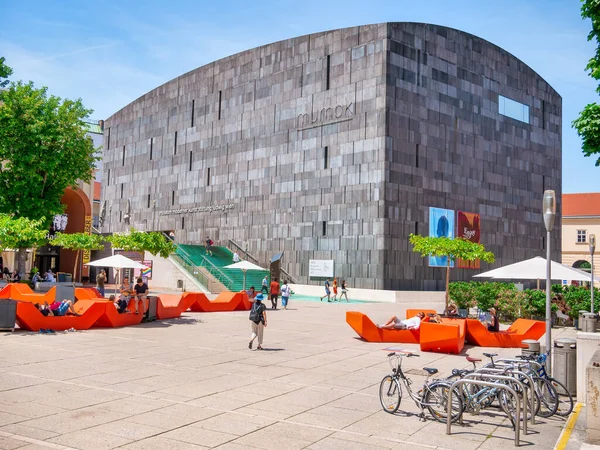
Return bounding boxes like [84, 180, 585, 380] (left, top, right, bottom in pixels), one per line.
[449, 281, 600, 321]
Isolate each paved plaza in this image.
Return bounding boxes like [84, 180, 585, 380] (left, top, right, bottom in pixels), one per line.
[0, 298, 579, 449]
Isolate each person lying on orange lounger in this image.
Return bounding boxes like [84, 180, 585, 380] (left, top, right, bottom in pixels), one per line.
[35, 300, 80, 317]
[378, 311, 425, 330]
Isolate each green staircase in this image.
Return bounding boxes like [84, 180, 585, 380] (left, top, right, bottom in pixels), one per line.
[177, 244, 268, 293]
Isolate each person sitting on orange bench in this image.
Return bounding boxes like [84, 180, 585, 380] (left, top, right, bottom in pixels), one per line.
[36, 300, 80, 316]
[378, 311, 425, 330]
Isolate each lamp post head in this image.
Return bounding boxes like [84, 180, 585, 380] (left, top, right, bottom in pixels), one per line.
[591, 234, 596, 255]
[542, 190, 556, 232]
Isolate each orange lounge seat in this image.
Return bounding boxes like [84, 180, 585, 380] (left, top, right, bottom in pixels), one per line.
[155, 294, 197, 320]
[420, 318, 466, 354]
[74, 288, 103, 300]
[464, 318, 545, 348]
[93, 298, 147, 328]
[345, 311, 420, 343]
[187, 291, 250, 312]
[15, 300, 105, 331]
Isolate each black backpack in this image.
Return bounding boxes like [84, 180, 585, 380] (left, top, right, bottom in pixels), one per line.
[249, 302, 264, 324]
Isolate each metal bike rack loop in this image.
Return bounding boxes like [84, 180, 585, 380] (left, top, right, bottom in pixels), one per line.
[447, 379, 522, 447]
[472, 368, 537, 425]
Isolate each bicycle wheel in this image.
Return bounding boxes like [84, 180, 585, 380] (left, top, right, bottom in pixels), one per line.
[548, 378, 574, 417]
[497, 389, 518, 430]
[379, 375, 402, 413]
[424, 381, 463, 423]
[533, 377, 559, 418]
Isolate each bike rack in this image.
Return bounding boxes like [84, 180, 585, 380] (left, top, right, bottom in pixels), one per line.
[447, 379, 522, 447]
[472, 368, 537, 425]
[489, 358, 544, 375]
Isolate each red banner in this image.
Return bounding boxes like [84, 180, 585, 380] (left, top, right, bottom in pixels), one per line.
[457, 211, 480, 269]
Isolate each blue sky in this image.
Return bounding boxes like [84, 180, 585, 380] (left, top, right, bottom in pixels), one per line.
[1, 0, 599, 193]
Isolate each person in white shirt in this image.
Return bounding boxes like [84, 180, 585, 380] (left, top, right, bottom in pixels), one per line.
[233, 251, 240, 263]
[378, 311, 425, 330]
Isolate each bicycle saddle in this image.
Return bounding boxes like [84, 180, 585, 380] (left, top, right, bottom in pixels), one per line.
[466, 356, 481, 363]
[423, 367, 438, 375]
[483, 352, 498, 358]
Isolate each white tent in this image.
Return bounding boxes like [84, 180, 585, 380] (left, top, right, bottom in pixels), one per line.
[85, 254, 148, 295]
[223, 260, 267, 291]
[473, 256, 592, 282]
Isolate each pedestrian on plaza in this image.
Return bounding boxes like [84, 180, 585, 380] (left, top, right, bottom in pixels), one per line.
[339, 279, 349, 302]
[320, 278, 331, 302]
[261, 275, 269, 295]
[270, 277, 280, 310]
[134, 277, 149, 301]
[205, 236, 213, 256]
[96, 269, 106, 297]
[281, 280, 292, 310]
[332, 278, 338, 301]
[248, 294, 267, 350]
[233, 251, 240, 263]
[119, 276, 138, 314]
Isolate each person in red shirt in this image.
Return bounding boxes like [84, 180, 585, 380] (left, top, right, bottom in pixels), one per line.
[270, 278, 280, 310]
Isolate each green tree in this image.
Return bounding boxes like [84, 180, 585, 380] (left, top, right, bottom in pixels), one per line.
[106, 228, 175, 258]
[409, 234, 495, 314]
[0, 81, 98, 274]
[50, 233, 105, 281]
[573, 0, 600, 166]
[0, 214, 48, 273]
[0, 56, 13, 88]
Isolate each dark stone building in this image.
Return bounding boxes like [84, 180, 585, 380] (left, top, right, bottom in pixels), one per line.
[102, 22, 562, 290]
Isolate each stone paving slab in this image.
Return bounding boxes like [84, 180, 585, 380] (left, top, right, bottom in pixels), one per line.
[0, 299, 578, 449]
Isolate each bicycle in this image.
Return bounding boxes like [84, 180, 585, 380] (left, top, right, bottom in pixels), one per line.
[483, 352, 558, 418]
[447, 355, 538, 428]
[516, 352, 574, 417]
[379, 351, 463, 423]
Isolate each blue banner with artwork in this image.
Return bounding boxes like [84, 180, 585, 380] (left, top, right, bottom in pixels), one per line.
[429, 207, 455, 267]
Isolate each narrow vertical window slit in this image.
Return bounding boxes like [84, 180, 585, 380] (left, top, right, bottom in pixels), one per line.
[191, 99, 195, 127]
[324, 146, 329, 169]
[174, 131, 178, 155]
[326, 55, 331, 91]
[218, 91, 222, 120]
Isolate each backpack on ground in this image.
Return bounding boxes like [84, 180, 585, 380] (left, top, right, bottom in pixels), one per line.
[249, 302, 264, 324]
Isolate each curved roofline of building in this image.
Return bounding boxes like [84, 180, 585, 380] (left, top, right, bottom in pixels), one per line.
[106, 21, 559, 121]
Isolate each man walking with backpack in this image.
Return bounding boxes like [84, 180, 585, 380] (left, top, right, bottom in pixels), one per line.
[248, 294, 267, 350]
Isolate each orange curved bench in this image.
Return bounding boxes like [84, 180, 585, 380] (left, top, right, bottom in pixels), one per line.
[187, 291, 250, 312]
[93, 298, 147, 328]
[420, 318, 466, 354]
[74, 287, 103, 300]
[345, 311, 420, 343]
[155, 294, 197, 319]
[15, 300, 106, 331]
[464, 318, 545, 348]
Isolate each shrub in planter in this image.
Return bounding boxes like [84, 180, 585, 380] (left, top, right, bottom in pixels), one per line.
[497, 289, 532, 322]
[448, 281, 477, 310]
[474, 282, 515, 312]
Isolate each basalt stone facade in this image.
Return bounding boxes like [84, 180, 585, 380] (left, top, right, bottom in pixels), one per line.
[102, 22, 561, 290]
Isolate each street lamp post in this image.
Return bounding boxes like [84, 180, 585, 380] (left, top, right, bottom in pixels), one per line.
[543, 190, 556, 374]
[591, 234, 596, 315]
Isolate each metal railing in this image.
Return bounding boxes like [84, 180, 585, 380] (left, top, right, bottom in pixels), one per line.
[175, 245, 234, 289]
[170, 253, 211, 289]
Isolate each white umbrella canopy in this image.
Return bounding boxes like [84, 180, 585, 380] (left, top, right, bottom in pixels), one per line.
[473, 256, 592, 282]
[223, 261, 267, 291]
[85, 254, 147, 269]
[85, 254, 148, 296]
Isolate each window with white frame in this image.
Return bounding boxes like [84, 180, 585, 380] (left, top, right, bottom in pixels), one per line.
[498, 95, 529, 124]
[577, 230, 587, 243]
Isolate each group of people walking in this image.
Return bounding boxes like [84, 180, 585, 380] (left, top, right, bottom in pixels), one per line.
[320, 278, 349, 302]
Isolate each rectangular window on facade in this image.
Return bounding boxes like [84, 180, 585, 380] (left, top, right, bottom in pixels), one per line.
[107, 169, 110, 185]
[189, 151, 193, 171]
[498, 95, 529, 124]
[218, 91, 222, 120]
[191, 99, 195, 127]
[147, 194, 151, 208]
[181, 217, 185, 230]
[324, 146, 329, 169]
[326, 55, 331, 91]
[174, 131, 178, 155]
[322, 221, 327, 236]
[172, 191, 175, 206]
[122, 146, 125, 166]
[120, 183, 123, 199]
[207, 167, 211, 186]
[577, 230, 587, 243]
[107, 128, 111, 150]
[150, 138, 153, 160]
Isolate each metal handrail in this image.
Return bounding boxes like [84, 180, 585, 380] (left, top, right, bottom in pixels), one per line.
[227, 239, 298, 284]
[448, 379, 521, 447]
[175, 245, 234, 288]
[170, 253, 210, 289]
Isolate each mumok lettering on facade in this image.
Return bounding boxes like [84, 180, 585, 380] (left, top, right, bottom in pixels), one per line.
[297, 102, 355, 130]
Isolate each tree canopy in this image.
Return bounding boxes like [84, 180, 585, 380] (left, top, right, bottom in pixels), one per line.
[0, 56, 12, 88]
[0, 81, 99, 222]
[106, 228, 175, 258]
[409, 234, 495, 314]
[573, 0, 600, 166]
[0, 214, 48, 254]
